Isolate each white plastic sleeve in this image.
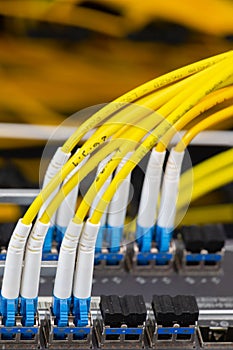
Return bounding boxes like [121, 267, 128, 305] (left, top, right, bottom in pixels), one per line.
[157, 148, 185, 228]
[38, 147, 71, 225]
[20, 221, 50, 299]
[137, 149, 166, 228]
[73, 219, 100, 299]
[53, 220, 83, 299]
[107, 153, 132, 227]
[89, 153, 113, 226]
[42, 147, 71, 187]
[56, 151, 90, 228]
[1, 219, 32, 299]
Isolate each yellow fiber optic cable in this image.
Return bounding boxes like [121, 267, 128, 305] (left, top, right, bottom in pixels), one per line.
[137, 66, 221, 111]
[179, 148, 233, 190]
[40, 68, 214, 224]
[156, 86, 233, 152]
[19, 84, 187, 224]
[62, 51, 233, 153]
[38, 138, 122, 224]
[40, 111, 162, 224]
[177, 204, 233, 226]
[74, 62, 233, 222]
[39, 62, 228, 224]
[177, 163, 233, 210]
[175, 105, 233, 152]
[175, 107, 233, 210]
[157, 58, 233, 121]
[21, 52, 233, 225]
[90, 58, 233, 224]
[174, 106, 233, 211]
[155, 60, 233, 119]
[22, 102, 156, 225]
[74, 114, 163, 223]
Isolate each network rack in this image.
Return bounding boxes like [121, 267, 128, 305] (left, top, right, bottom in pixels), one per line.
[0, 148, 232, 348]
[0, 52, 233, 350]
[0, 295, 233, 349]
[0, 190, 232, 349]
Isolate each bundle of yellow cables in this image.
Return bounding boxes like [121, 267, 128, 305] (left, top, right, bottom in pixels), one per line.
[1, 51, 233, 316]
[16, 50, 232, 228]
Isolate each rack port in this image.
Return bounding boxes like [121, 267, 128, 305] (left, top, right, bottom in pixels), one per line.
[94, 246, 126, 274]
[94, 295, 147, 348]
[0, 314, 40, 349]
[198, 316, 233, 348]
[177, 224, 225, 275]
[127, 241, 175, 276]
[41, 302, 92, 349]
[146, 295, 199, 348]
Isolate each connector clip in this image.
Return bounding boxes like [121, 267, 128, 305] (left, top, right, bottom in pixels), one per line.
[43, 226, 55, 253]
[73, 297, 90, 327]
[53, 296, 71, 327]
[0, 294, 17, 327]
[20, 297, 37, 327]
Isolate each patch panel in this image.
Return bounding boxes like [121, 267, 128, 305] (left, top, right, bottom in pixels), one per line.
[0, 295, 233, 349]
[128, 241, 175, 276]
[177, 224, 226, 275]
[0, 224, 227, 279]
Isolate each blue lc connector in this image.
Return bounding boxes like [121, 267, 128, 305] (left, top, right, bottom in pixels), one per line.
[53, 296, 71, 327]
[72, 297, 90, 327]
[0, 293, 18, 327]
[156, 225, 173, 252]
[106, 225, 123, 253]
[95, 225, 106, 253]
[20, 297, 37, 327]
[55, 225, 66, 251]
[43, 226, 55, 253]
[136, 224, 154, 252]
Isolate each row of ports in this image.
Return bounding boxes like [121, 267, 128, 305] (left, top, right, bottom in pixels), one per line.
[0, 241, 225, 278]
[0, 320, 231, 349]
[0, 224, 225, 278]
[0, 296, 232, 349]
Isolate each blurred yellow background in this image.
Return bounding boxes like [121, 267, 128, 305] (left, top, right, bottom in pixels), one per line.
[0, 0, 232, 225]
[0, 0, 233, 183]
[0, 0, 233, 124]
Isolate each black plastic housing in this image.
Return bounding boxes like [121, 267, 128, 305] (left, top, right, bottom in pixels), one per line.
[181, 224, 225, 253]
[100, 295, 147, 327]
[201, 224, 225, 253]
[181, 225, 203, 253]
[152, 295, 199, 327]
